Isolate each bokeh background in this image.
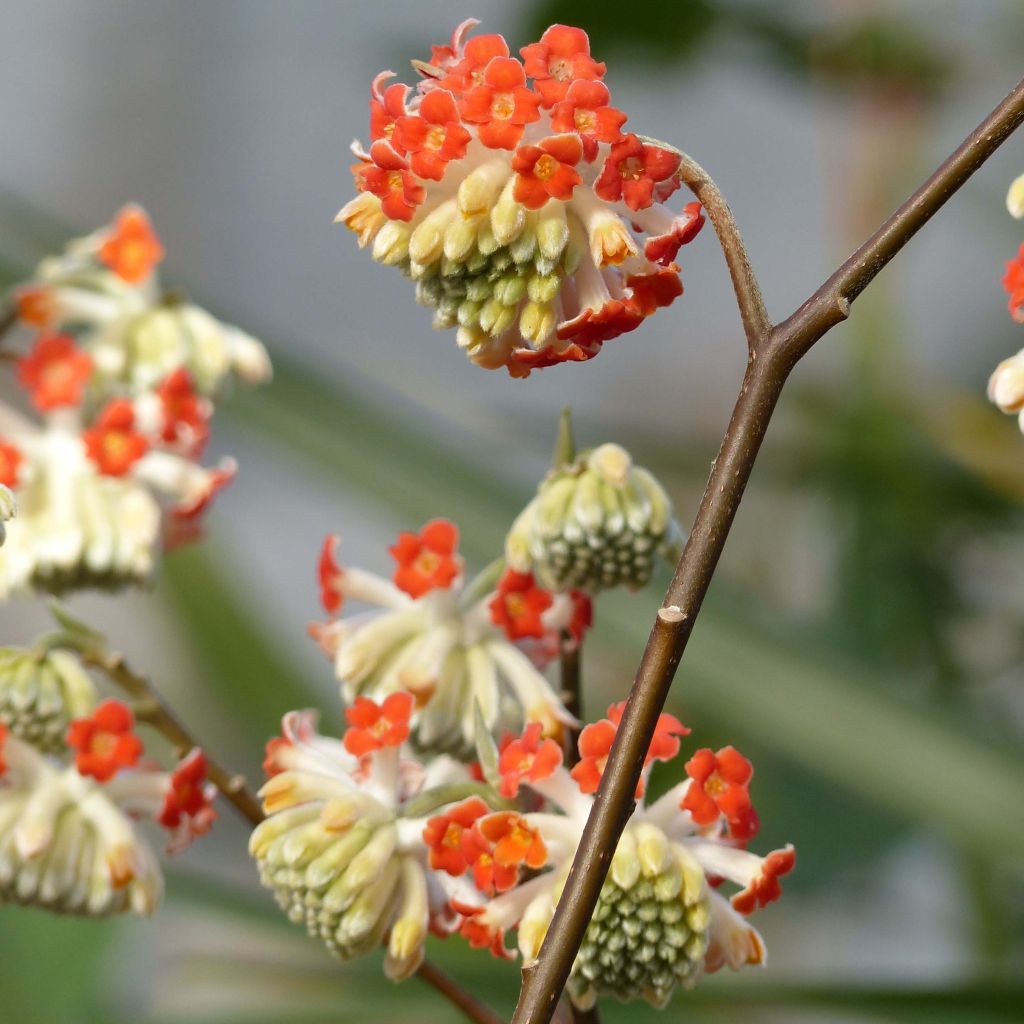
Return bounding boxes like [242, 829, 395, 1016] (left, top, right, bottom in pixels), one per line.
[1, 1, 1023, 1022]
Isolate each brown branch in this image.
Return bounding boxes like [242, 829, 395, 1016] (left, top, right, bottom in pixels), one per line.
[0, 305, 16, 342]
[677, 152, 770, 350]
[512, 74, 1024, 1024]
[417, 960, 506, 1024]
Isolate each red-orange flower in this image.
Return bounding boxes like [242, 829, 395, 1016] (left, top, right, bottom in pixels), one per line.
[0, 721, 7, 776]
[496, 721, 563, 798]
[66, 699, 144, 782]
[171, 461, 236, 521]
[489, 568, 553, 640]
[682, 745, 759, 841]
[644, 202, 706, 266]
[369, 78, 410, 148]
[16, 334, 93, 411]
[731, 845, 796, 915]
[1003, 242, 1024, 323]
[459, 57, 542, 150]
[595, 134, 682, 212]
[361, 140, 426, 222]
[343, 692, 414, 756]
[97, 206, 165, 284]
[158, 749, 215, 829]
[512, 134, 583, 209]
[263, 736, 291, 777]
[318, 533, 343, 614]
[394, 90, 472, 181]
[550, 79, 625, 160]
[441, 33, 510, 94]
[389, 518, 461, 598]
[423, 796, 490, 876]
[568, 590, 593, 644]
[463, 812, 547, 895]
[571, 701, 689, 796]
[0, 440, 23, 488]
[82, 400, 149, 477]
[626, 266, 684, 318]
[455, 902, 515, 959]
[14, 286, 55, 329]
[520, 24, 606, 107]
[156, 369, 209, 453]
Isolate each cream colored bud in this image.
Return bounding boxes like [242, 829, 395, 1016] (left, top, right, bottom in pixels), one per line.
[988, 350, 1024, 413]
[1007, 173, 1024, 219]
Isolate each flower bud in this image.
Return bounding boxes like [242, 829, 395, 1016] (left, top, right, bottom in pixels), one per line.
[506, 443, 682, 592]
[1008, 173, 1024, 219]
[988, 348, 1024, 419]
[0, 647, 98, 752]
[0, 485, 13, 546]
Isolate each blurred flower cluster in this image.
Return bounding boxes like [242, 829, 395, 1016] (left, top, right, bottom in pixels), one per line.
[0, 206, 271, 597]
[989, 173, 1024, 431]
[337, 20, 704, 375]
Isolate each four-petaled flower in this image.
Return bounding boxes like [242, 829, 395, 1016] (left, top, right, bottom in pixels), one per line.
[97, 205, 165, 284]
[489, 568, 553, 640]
[395, 90, 473, 181]
[389, 518, 462, 598]
[496, 721, 563, 798]
[82, 399, 150, 476]
[550, 80, 626, 161]
[158, 748, 217, 844]
[462, 811, 547, 895]
[512, 134, 583, 209]
[343, 691, 415, 756]
[595, 133, 682, 212]
[66, 698, 144, 781]
[731, 846, 797, 915]
[520, 24, 606, 107]
[682, 745, 759, 841]
[360, 141, 427, 222]
[459, 56, 542, 150]
[423, 796, 491, 875]
[16, 334, 93, 411]
[156, 369, 210, 454]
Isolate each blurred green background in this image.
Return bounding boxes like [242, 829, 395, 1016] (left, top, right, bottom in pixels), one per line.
[1, 1, 1023, 1022]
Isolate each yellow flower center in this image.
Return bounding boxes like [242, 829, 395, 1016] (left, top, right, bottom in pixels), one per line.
[574, 109, 596, 133]
[490, 92, 515, 120]
[534, 154, 559, 181]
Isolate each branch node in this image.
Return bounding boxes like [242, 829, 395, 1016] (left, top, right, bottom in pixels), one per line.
[658, 605, 686, 624]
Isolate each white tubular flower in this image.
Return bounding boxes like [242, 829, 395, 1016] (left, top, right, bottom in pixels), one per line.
[0, 646, 98, 753]
[431, 706, 794, 1009]
[988, 347, 1024, 433]
[315, 519, 589, 752]
[251, 696, 497, 980]
[506, 442, 682, 592]
[336, 21, 705, 376]
[0, 700, 216, 917]
[11, 206, 271, 395]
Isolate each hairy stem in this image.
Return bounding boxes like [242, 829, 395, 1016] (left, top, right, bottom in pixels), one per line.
[512, 74, 1024, 1024]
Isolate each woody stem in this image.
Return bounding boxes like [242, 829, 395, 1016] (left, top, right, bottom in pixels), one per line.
[512, 74, 1024, 1024]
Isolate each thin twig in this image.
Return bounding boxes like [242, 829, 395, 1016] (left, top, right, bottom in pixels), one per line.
[676, 152, 770, 350]
[560, 636, 583, 769]
[512, 74, 1024, 1024]
[417, 960, 506, 1024]
[0, 305, 16, 344]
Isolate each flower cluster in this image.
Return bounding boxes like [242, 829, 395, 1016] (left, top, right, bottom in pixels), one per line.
[436, 706, 794, 1009]
[313, 518, 590, 751]
[505, 441, 682, 592]
[991, 174, 1024, 432]
[0, 206, 271, 597]
[0, 698, 215, 916]
[336, 20, 705, 375]
[253, 689, 793, 1008]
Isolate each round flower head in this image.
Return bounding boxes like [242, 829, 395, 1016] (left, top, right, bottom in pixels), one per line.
[0, 207, 270, 598]
[505, 442, 682, 592]
[0, 701, 215, 916]
[314, 522, 587, 752]
[336, 21, 705, 376]
[251, 700, 498, 980]
[442, 714, 793, 1009]
[0, 646, 98, 753]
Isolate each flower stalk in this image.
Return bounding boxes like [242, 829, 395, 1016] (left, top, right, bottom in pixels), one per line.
[512, 73, 1024, 1024]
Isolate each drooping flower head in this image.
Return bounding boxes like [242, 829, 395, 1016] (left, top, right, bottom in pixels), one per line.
[0, 206, 271, 598]
[0, 698, 215, 916]
[314, 522, 586, 752]
[337, 21, 705, 375]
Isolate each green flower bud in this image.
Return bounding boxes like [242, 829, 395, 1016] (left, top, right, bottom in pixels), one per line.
[506, 443, 682, 592]
[0, 647, 98, 752]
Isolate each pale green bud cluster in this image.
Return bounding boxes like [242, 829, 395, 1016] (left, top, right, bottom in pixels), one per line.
[376, 179, 582, 352]
[572, 829, 710, 1008]
[0, 647, 98, 752]
[506, 443, 682, 592]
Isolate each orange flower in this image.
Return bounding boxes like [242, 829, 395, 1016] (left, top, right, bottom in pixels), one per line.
[520, 24, 606, 107]
[82, 400, 149, 477]
[158, 749, 215, 829]
[394, 90, 472, 181]
[423, 796, 490, 876]
[488, 568, 553, 640]
[343, 692, 414, 756]
[318, 533, 344, 614]
[14, 286, 55, 329]
[550, 79, 625, 160]
[644, 201, 706, 266]
[369, 78, 410, 148]
[16, 334, 93, 411]
[360, 140, 426, 222]
[455, 901, 515, 959]
[66, 699, 144, 782]
[458, 56, 541, 150]
[682, 746, 759, 841]
[389, 518, 461, 598]
[463, 812, 547, 895]
[731, 845, 796, 915]
[1003, 242, 1024, 323]
[97, 206, 165, 284]
[156, 369, 209, 454]
[496, 721, 563, 798]
[595, 134, 682, 212]
[0, 440, 23, 488]
[512, 134, 583, 209]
